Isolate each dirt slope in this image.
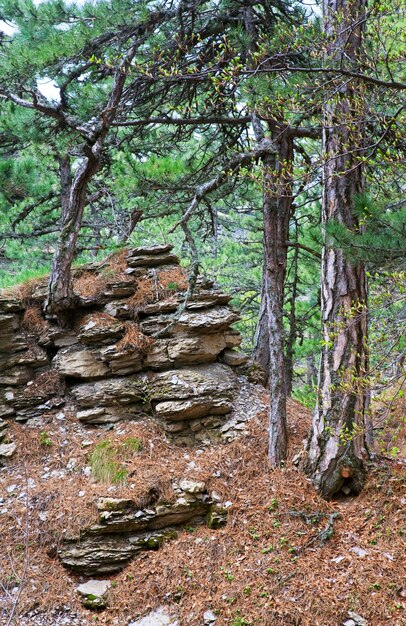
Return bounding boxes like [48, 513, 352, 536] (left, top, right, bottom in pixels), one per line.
[0, 393, 405, 626]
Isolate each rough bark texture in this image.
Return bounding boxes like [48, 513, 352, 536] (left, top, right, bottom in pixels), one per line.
[305, 0, 369, 498]
[45, 149, 101, 322]
[44, 42, 139, 322]
[285, 224, 299, 396]
[262, 128, 294, 466]
[253, 282, 270, 386]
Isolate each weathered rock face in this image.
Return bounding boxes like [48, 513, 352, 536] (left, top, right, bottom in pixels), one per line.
[59, 480, 226, 575]
[0, 417, 16, 463]
[0, 245, 247, 442]
[53, 347, 111, 379]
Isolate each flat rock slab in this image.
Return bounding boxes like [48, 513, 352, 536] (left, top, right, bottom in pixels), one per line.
[0, 366, 32, 386]
[127, 244, 174, 257]
[71, 376, 147, 408]
[96, 497, 134, 511]
[78, 318, 125, 345]
[221, 349, 248, 367]
[127, 254, 179, 268]
[77, 579, 111, 609]
[59, 481, 223, 574]
[144, 334, 228, 370]
[150, 363, 236, 398]
[154, 397, 232, 421]
[59, 529, 177, 575]
[141, 307, 239, 336]
[0, 295, 24, 312]
[128, 607, 179, 626]
[100, 345, 143, 375]
[76, 407, 124, 424]
[53, 347, 110, 379]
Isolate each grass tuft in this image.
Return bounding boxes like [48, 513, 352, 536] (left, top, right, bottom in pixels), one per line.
[89, 437, 143, 485]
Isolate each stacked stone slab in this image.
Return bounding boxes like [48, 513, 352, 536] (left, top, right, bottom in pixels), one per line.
[0, 245, 247, 443]
[59, 479, 227, 575]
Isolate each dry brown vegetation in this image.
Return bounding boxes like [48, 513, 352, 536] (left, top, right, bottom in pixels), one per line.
[103, 249, 129, 275]
[73, 251, 135, 298]
[1, 399, 405, 626]
[3, 276, 47, 305]
[157, 266, 188, 293]
[21, 305, 49, 334]
[127, 267, 188, 315]
[22, 371, 65, 399]
[127, 276, 157, 312]
[73, 270, 110, 298]
[116, 322, 155, 353]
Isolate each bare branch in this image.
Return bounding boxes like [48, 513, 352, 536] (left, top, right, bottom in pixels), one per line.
[170, 138, 277, 232]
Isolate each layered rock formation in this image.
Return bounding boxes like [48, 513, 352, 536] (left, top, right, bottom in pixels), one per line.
[0, 245, 247, 444]
[60, 480, 227, 575]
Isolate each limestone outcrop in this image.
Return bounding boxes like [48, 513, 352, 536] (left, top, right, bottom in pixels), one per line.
[0, 245, 248, 442]
[59, 480, 227, 575]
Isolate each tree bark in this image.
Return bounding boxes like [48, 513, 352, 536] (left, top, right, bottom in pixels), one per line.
[306, 353, 317, 387]
[44, 145, 102, 322]
[261, 128, 294, 466]
[44, 43, 138, 322]
[305, 0, 369, 498]
[59, 155, 72, 222]
[285, 221, 299, 396]
[253, 281, 270, 386]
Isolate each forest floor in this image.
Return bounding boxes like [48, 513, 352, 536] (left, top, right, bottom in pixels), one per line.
[0, 387, 405, 626]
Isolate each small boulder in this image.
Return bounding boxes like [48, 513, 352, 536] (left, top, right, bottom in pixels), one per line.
[179, 479, 206, 494]
[0, 418, 8, 439]
[77, 579, 111, 609]
[207, 504, 228, 529]
[342, 611, 368, 626]
[96, 497, 134, 512]
[0, 442, 16, 458]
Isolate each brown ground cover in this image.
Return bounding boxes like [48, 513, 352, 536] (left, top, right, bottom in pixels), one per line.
[0, 397, 405, 626]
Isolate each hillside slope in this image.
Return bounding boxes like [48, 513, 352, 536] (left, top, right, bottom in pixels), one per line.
[1, 393, 404, 626]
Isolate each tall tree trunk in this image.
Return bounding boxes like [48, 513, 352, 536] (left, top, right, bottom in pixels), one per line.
[305, 0, 369, 498]
[285, 221, 299, 396]
[44, 43, 138, 322]
[59, 155, 72, 222]
[253, 281, 270, 386]
[306, 353, 317, 387]
[44, 147, 101, 322]
[262, 127, 294, 466]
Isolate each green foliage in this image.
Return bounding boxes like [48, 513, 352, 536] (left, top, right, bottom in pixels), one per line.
[327, 194, 406, 267]
[121, 437, 143, 454]
[292, 385, 317, 410]
[220, 566, 235, 582]
[88, 437, 142, 485]
[39, 431, 52, 446]
[0, 266, 50, 289]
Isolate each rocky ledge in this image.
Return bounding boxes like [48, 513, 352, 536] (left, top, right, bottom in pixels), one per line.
[59, 479, 228, 575]
[0, 245, 251, 444]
